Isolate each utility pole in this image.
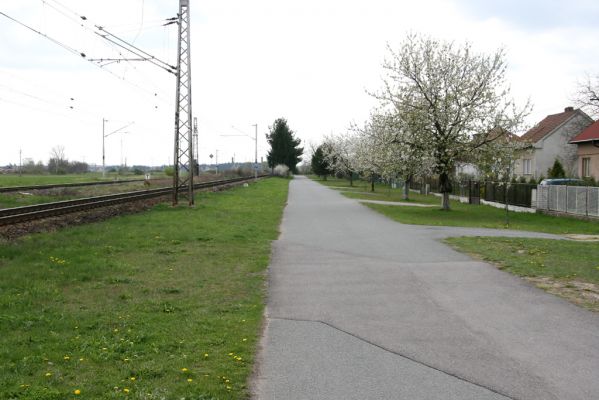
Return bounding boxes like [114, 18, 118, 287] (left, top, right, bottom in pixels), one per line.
[172, 0, 194, 206]
[193, 117, 199, 175]
[102, 118, 133, 178]
[253, 123, 258, 181]
[102, 118, 106, 177]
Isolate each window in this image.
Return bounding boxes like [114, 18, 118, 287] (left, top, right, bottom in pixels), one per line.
[582, 157, 591, 178]
[523, 159, 532, 175]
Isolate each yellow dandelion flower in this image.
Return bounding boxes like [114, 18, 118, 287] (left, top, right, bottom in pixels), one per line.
[242, 338, 247, 342]
[79, 358, 84, 361]
[187, 378, 193, 382]
[63, 356, 70, 360]
[102, 347, 108, 351]
[130, 377, 136, 381]
[181, 368, 188, 372]
[123, 388, 130, 394]
[74, 389, 81, 395]
[226, 386, 232, 390]
[203, 353, 208, 357]
[225, 379, 230, 383]
[45, 372, 52, 377]
[228, 352, 233, 356]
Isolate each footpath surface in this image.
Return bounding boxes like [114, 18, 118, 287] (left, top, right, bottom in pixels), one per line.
[252, 176, 599, 400]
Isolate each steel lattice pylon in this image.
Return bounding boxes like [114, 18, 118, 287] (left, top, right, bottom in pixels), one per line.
[172, 0, 193, 206]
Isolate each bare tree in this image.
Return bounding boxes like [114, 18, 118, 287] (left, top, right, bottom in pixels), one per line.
[373, 34, 530, 210]
[574, 73, 599, 118]
[49, 145, 67, 174]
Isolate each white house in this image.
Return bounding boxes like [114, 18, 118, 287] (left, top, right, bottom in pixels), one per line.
[514, 107, 593, 179]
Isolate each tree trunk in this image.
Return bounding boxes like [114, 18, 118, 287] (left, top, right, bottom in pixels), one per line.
[371, 177, 375, 192]
[442, 192, 450, 210]
[402, 175, 411, 200]
[349, 173, 353, 187]
[439, 172, 452, 210]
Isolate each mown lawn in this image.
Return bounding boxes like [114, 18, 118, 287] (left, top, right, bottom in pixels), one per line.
[0, 177, 289, 399]
[445, 237, 599, 310]
[446, 237, 599, 283]
[364, 202, 599, 235]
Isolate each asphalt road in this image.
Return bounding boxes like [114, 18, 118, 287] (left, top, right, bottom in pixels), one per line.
[252, 176, 599, 400]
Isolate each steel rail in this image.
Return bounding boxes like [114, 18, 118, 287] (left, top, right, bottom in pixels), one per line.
[0, 175, 266, 226]
[0, 178, 151, 193]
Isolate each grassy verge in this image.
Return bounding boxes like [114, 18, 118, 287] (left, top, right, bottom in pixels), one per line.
[341, 190, 440, 205]
[0, 173, 140, 187]
[0, 177, 289, 399]
[311, 175, 599, 234]
[364, 202, 599, 235]
[445, 237, 599, 311]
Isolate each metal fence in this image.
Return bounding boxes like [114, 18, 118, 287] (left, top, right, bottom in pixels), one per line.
[410, 178, 536, 207]
[536, 185, 599, 217]
[482, 182, 536, 208]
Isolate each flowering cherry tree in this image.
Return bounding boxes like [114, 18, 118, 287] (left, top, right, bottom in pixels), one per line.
[374, 34, 530, 210]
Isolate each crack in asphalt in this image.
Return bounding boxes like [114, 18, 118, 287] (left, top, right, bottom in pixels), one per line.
[269, 316, 517, 400]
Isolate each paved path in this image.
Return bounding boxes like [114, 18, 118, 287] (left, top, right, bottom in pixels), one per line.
[252, 176, 599, 400]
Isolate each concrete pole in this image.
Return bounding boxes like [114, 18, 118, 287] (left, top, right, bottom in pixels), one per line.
[102, 118, 106, 178]
[253, 123, 258, 181]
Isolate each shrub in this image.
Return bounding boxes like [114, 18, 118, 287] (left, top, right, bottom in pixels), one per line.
[547, 159, 566, 178]
[273, 164, 290, 177]
[164, 166, 175, 177]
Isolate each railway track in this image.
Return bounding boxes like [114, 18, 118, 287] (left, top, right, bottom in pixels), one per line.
[0, 178, 151, 193]
[0, 176, 264, 226]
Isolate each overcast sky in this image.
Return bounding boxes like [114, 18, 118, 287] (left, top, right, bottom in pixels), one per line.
[1, 0, 598, 167]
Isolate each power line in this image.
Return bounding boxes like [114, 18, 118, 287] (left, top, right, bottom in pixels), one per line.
[132, 0, 145, 43]
[0, 11, 86, 58]
[93, 26, 176, 74]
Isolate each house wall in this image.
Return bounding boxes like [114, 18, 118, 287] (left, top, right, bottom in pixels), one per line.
[515, 114, 592, 179]
[514, 148, 536, 179]
[577, 142, 599, 179]
[533, 114, 590, 177]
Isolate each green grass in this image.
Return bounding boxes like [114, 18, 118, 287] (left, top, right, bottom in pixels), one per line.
[0, 177, 289, 399]
[0, 173, 124, 187]
[445, 237, 599, 284]
[363, 202, 599, 235]
[309, 176, 441, 205]
[341, 189, 441, 205]
[0, 193, 76, 209]
[312, 176, 599, 234]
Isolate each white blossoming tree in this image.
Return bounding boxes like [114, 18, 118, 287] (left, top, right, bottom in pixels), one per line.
[322, 133, 359, 186]
[374, 34, 530, 210]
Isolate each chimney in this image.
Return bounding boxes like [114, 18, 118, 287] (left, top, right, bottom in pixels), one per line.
[565, 106, 574, 112]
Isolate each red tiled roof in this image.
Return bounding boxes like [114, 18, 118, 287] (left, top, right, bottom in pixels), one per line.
[519, 108, 578, 143]
[570, 119, 599, 143]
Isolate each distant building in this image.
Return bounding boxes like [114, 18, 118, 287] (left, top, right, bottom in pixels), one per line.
[514, 107, 593, 179]
[570, 119, 599, 180]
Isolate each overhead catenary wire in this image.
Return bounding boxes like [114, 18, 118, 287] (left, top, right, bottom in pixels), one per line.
[93, 26, 176, 74]
[0, 11, 86, 58]
[38, 0, 175, 73]
[1, 8, 172, 106]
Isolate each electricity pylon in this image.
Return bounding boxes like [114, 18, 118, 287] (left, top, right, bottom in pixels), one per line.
[172, 0, 194, 206]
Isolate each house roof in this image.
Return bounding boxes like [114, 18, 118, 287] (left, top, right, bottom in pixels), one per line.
[519, 107, 581, 143]
[570, 119, 599, 143]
